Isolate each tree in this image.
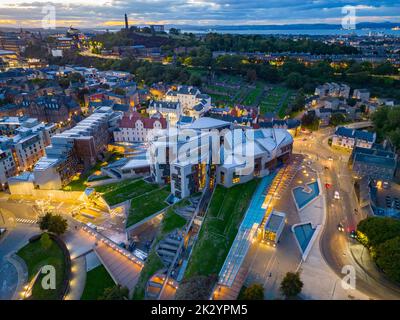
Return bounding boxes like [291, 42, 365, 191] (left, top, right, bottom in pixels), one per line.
[301, 112, 320, 131]
[357, 217, 400, 248]
[99, 285, 129, 300]
[241, 284, 264, 300]
[280, 272, 303, 299]
[40, 233, 52, 250]
[291, 89, 305, 113]
[169, 28, 181, 36]
[375, 236, 400, 283]
[175, 275, 217, 300]
[38, 212, 68, 236]
[286, 72, 303, 89]
[329, 113, 348, 126]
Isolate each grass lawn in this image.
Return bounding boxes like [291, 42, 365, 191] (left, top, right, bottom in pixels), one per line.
[17, 236, 66, 300]
[80, 265, 115, 300]
[243, 85, 263, 106]
[132, 250, 164, 300]
[95, 179, 160, 206]
[184, 180, 259, 279]
[127, 186, 171, 227]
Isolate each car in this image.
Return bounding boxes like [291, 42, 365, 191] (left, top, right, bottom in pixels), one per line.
[350, 230, 357, 239]
[0, 228, 7, 237]
[383, 182, 390, 189]
[337, 223, 344, 232]
[334, 191, 340, 200]
[328, 156, 333, 161]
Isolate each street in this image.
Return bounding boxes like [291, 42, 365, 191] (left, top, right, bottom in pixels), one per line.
[294, 128, 400, 300]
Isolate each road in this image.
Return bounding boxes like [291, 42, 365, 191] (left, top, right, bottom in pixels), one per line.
[294, 128, 400, 300]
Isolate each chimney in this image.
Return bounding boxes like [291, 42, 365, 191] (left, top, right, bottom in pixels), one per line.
[124, 13, 129, 29]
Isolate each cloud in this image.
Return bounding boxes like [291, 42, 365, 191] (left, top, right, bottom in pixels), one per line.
[0, 0, 398, 27]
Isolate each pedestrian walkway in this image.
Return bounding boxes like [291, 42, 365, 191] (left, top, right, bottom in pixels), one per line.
[64, 256, 87, 300]
[94, 243, 142, 295]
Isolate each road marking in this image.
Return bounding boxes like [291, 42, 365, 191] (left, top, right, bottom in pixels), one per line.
[15, 218, 37, 225]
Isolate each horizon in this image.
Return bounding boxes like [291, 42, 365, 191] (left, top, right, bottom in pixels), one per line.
[0, 1, 399, 29]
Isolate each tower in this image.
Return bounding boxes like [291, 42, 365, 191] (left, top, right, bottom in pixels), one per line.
[124, 13, 129, 29]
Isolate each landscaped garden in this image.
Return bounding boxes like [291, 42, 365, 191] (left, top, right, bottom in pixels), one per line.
[81, 265, 115, 300]
[184, 180, 259, 278]
[17, 233, 68, 300]
[95, 179, 159, 206]
[126, 185, 171, 227]
[63, 149, 123, 192]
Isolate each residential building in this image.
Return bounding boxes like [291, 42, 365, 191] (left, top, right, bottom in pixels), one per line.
[0, 117, 56, 172]
[332, 126, 376, 149]
[164, 86, 211, 119]
[353, 89, 371, 102]
[31, 107, 121, 189]
[148, 100, 181, 125]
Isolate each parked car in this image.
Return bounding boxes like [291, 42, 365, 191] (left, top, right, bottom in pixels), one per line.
[334, 191, 340, 200]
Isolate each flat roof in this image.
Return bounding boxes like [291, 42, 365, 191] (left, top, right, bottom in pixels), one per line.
[265, 211, 286, 232]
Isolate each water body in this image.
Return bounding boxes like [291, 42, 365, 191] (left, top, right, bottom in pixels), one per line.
[181, 28, 400, 37]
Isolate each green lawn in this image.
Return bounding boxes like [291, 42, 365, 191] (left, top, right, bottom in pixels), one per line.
[95, 179, 160, 206]
[81, 265, 115, 300]
[132, 250, 164, 300]
[127, 186, 171, 227]
[243, 85, 263, 106]
[184, 180, 259, 278]
[17, 236, 67, 300]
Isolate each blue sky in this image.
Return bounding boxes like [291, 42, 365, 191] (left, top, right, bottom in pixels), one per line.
[0, 0, 399, 28]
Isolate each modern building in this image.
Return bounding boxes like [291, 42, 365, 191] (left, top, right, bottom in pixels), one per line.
[31, 107, 121, 189]
[149, 117, 293, 199]
[263, 210, 286, 246]
[0, 117, 56, 172]
[332, 126, 376, 150]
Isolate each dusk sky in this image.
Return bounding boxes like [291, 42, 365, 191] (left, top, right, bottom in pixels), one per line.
[0, 0, 399, 28]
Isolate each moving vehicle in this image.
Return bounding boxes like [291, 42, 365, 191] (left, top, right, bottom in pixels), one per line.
[350, 230, 357, 239]
[334, 191, 340, 200]
[0, 228, 7, 237]
[337, 223, 344, 232]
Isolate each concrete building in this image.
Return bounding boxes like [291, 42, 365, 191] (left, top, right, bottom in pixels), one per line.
[350, 145, 398, 181]
[0, 147, 16, 187]
[149, 117, 293, 199]
[31, 107, 120, 190]
[332, 126, 376, 150]
[0, 117, 56, 172]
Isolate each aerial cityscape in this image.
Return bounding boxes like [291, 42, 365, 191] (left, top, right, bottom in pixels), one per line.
[1, 0, 400, 308]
